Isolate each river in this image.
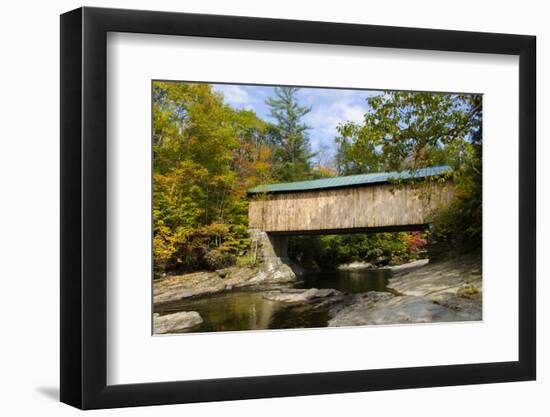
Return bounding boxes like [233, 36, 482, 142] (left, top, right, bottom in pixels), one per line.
[154, 268, 392, 333]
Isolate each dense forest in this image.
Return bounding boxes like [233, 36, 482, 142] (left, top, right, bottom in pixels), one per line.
[153, 82, 482, 275]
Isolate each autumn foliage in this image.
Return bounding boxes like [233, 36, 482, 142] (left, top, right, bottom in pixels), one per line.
[153, 82, 273, 273]
[153, 84, 481, 274]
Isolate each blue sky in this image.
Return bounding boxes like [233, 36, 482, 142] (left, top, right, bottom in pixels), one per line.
[212, 83, 379, 163]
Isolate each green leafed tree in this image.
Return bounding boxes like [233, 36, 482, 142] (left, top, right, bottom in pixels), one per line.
[335, 91, 481, 174]
[335, 91, 482, 255]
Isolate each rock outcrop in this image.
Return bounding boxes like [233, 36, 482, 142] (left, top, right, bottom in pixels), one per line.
[388, 255, 481, 299]
[329, 293, 464, 326]
[247, 229, 297, 283]
[329, 254, 482, 327]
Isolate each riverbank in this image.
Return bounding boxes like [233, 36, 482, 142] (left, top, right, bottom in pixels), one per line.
[153, 265, 296, 333]
[329, 253, 482, 326]
[154, 264, 296, 305]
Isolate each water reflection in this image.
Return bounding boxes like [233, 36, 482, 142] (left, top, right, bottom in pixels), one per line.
[299, 269, 391, 293]
[156, 291, 279, 332]
[155, 268, 392, 333]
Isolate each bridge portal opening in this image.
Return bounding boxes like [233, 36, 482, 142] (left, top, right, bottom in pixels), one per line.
[281, 227, 430, 273]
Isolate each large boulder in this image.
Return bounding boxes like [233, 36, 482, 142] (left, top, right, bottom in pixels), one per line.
[154, 311, 203, 334]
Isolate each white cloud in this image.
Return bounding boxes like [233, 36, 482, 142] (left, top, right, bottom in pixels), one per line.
[214, 84, 251, 105]
[306, 99, 366, 136]
[338, 102, 365, 125]
[303, 94, 371, 158]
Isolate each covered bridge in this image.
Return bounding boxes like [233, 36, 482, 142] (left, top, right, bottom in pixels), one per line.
[248, 165, 453, 235]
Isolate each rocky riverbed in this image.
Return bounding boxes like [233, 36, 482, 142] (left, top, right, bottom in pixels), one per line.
[153, 254, 482, 333]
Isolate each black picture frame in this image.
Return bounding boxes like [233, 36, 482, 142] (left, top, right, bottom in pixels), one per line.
[60, 6, 536, 410]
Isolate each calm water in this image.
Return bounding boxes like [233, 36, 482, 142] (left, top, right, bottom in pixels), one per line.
[155, 268, 392, 333]
[298, 269, 392, 293]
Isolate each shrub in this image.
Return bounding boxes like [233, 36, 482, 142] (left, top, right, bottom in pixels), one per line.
[203, 249, 236, 271]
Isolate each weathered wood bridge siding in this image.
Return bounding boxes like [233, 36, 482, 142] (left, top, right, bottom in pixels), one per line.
[249, 181, 453, 233]
[248, 166, 453, 234]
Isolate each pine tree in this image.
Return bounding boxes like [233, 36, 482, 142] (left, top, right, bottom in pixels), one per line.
[265, 87, 313, 181]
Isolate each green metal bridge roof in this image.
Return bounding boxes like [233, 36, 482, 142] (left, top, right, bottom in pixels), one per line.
[248, 165, 452, 194]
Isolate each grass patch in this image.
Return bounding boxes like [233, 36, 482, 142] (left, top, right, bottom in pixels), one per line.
[458, 284, 480, 298]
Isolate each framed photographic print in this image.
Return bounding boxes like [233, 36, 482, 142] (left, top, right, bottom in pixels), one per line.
[60, 6, 536, 409]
